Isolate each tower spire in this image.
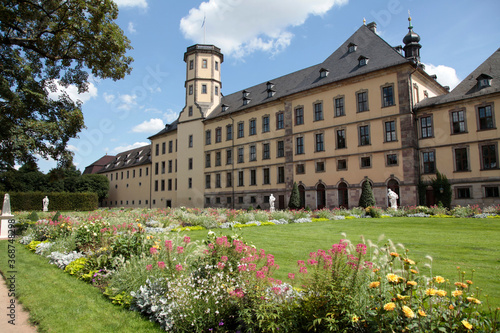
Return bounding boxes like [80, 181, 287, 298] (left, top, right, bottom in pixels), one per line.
[403, 12, 421, 63]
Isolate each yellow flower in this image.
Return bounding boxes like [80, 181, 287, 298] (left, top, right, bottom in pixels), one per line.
[434, 276, 445, 284]
[369, 281, 380, 289]
[384, 302, 396, 311]
[436, 290, 447, 297]
[449, 305, 455, 310]
[386, 273, 399, 283]
[466, 280, 473, 285]
[402, 306, 415, 318]
[455, 282, 467, 289]
[462, 320, 473, 330]
[467, 297, 481, 304]
[407, 281, 417, 287]
[390, 252, 399, 257]
[411, 269, 419, 274]
[425, 288, 437, 296]
[135, 219, 140, 222]
[452, 290, 463, 297]
[352, 315, 359, 323]
[397, 294, 409, 300]
[418, 309, 426, 317]
[404, 258, 416, 265]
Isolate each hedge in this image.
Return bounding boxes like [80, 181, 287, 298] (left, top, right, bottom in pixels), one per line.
[0, 192, 98, 211]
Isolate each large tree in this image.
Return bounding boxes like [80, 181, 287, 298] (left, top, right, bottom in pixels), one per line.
[0, 0, 133, 171]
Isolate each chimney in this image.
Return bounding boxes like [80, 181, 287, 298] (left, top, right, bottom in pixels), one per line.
[367, 22, 377, 33]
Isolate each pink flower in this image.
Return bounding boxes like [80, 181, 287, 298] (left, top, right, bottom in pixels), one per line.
[256, 271, 266, 279]
[356, 243, 367, 255]
[157, 261, 165, 269]
[183, 236, 191, 244]
[238, 264, 247, 272]
[146, 264, 153, 271]
[175, 264, 183, 271]
[299, 266, 308, 274]
[288, 273, 295, 280]
[249, 263, 257, 271]
[177, 246, 184, 254]
[150, 247, 158, 255]
[217, 262, 225, 270]
[164, 240, 173, 251]
[297, 260, 305, 266]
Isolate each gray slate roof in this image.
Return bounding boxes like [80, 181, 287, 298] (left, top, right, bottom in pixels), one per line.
[97, 144, 151, 173]
[415, 48, 500, 109]
[206, 24, 410, 120]
[148, 119, 178, 140]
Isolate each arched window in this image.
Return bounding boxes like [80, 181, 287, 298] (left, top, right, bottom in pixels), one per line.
[338, 182, 348, 209]
[316, 183, 326, 209]
[298, 184, 306, 209]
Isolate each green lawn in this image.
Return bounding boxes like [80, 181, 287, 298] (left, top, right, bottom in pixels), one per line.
[0, 217, 498, 332]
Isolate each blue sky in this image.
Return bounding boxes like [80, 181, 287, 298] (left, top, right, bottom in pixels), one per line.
[37, 0, 500, 173]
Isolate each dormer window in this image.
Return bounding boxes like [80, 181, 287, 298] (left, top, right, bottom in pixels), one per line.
[243, 90, 250, 98]
[266, 81, 274, 90]
[221, 104, 229, 112]
[358, 56, 369, 67]
[267, 89, 275, 98]
[348, 42, 357, 53]
[319, 68, 329, 78]
[243, 97, 251, 106]
[477, 74, 492, 89]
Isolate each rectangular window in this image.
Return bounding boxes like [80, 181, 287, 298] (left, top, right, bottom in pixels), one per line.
[456, 187, 471, 199]
[478, 105, 494, 130]
[188, 106, 193, 117]
[481, 144, 497, 169]
[359, 125, 370, 146]
[296, 164, 305, 174]
[154, 180, 158, 192]
[382, 86, 394, 107]
[215, 127, 222, 143]
[215, 174, 221, 188]
[276, 112, 284, 129]
[336, 129, 346, 149]
[262, 116, 270, 132]
[277, 140, 284, 158]
[357, 91, 368, 112]
[386, 154, 398, 166]
[161, 161, 166, 174]
[485, 186, 499, 198]
[296, 137, 304, 154]
[249, 145, 256, 161]
[335, 97, 345, 117]
[189, 85, 193, 95]
[238, 171, 244, 186]
[205, 153, 211, 168]
[226, 149, 232, 165]
[277, 166, 285, 183]
[168, 160, 172, 173]
[215, 151, 221, 166]
[315, 133, 324, 152]
[316, 161, 325, 172]
[189, 60, 194, 70]
[248, 119, 256, 135]
[188, 178, 192, 189]
[215, 197, 221, 204]
[314, 102, 323, 121]
[155, 162, 159, 175]
[420, 116, 433, 138]
[226, 125, 233, 140]
[238, 122, 244, 138]
[202, 84, 207, 94]
[422, 151, 436, 174]
[205, 130, 211, 145]
[295, 107, 304, 125]
[337, 159, 347, 170]
[263, 168, 270, 184]
[188, 158, 193, 170]
[169, 141, 173, 153]
[451, 110, 466, 134]
[189, 135, 193, 147]
[250, 169, 257, 185]
[238, 197, 244, 204]
[238, 147, 244, 163]
[454, 148, 468, 172]
[385, 121, 396, 142]
[205, 175, 211, 189]
[202, 59, 207, 68]
[215, 61, 219, 71]
[215, 86, 218, 95]
[155, 144, 159, 156]
[227, 172, 233, 187]
[168, 179, 172, 191]
[262, 143, 270, 160]
[361, 156, 371, 168]
[162, 142, 166, 154]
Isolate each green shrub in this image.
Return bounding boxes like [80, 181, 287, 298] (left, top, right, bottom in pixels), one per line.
[64, 257, 88, 276]
[27, 211, 39, 221]
[359, 180, 376, 208]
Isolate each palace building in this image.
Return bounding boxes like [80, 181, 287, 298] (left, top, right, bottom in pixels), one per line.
[85, 19, 500, 210]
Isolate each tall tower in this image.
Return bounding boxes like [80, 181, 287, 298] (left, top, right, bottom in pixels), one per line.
[177, 45, 224, 207]
[403, 15, 421, 63]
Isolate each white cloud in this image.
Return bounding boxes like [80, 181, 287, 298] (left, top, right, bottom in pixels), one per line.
[103, 92, 138, 110]
[113, 0, 147, 9]
[180, 0, 348, 58]
[103, 92, 115, 103]
[128, 22, 137, 34]
[163, 109, 179, 123]
[424, 63, 461, 90]
[131, 118, 165, 133]
[111, 142, 150, 154]
[67, 145, 79, 152]
[46, 80, 98, 104]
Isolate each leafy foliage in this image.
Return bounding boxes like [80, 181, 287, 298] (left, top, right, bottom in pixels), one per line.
[431, 171, 452, 209]
[0, 0, 133, 169]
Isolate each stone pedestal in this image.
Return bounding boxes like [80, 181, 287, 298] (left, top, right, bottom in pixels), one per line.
[0, 214, 14, 239]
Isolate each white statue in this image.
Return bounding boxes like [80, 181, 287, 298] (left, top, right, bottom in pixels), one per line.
[269, 194, 276, 212]
[388, 189, 399, 210]
[2, 193, 11, 215]
[43, 196, 49, 212]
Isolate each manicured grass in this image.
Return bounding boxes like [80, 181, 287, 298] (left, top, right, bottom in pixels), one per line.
[188, 217, 500, 309]
[0, 241, 162, 333]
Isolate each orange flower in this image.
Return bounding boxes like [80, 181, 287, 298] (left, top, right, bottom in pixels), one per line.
[384, 302, 396, 311]
[386, 273, 399, 283]
[390, 252, 399, 257]
[369, 281, 380, 289]
[411, 269, 419, 274]
[455, 282, 467, 289]
[418, 309, 426, 317]
[449, 304, 455, 310]
[404, 258, 416, 265]
[402, 306, 415, 318]
[436, 290, 447, 297]
[434, 276, 445, 284]
[466, 280, 473, 285]
[452, 290, 463, 297]
[426, 288, 437, 296]
[462, 320, 473, 330]
[407, 281, 417, 287]
[467, 297, 481, 304]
